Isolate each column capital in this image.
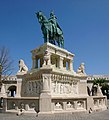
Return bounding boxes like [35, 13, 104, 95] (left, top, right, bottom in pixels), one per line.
[69, 59, 73, 62]
[60, 56, 64, 60]
[69, 59, 73, 71]
[32, 56, 36, 60]
[59, 56, 63, 69]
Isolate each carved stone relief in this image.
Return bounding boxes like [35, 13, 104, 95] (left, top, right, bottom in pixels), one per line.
[72, 81, 78, 94]
[51, 80, 78, 95]
[66, 102, 74, 109]
[26, 80, 42, 95]
[77, 101, 84, 109]
[55, 102, 63, 110]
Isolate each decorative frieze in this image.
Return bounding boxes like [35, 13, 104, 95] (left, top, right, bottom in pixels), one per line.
[24, 80, 43, 95]
[51, 74, 74, 81]
[51, 74, 78, 95]
[25, 73, 42, 81]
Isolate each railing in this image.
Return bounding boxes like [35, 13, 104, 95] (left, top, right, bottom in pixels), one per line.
[93, 96, 107, 111]
[52, 98, 87, 112]
[1, 76, 17, 81]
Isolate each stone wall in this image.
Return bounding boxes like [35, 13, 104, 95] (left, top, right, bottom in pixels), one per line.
[4, 97, 39, 113]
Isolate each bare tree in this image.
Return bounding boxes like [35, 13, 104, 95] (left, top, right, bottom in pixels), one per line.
[0, 47, 14, 76]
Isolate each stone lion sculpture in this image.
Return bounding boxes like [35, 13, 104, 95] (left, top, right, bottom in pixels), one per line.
[96, 84, 103, 96]
[77, 63, 86, 75]
[43, 50, 50, 66]
[18, 59, 28, 73]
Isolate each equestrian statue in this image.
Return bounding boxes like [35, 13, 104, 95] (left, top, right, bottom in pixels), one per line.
[36, 11, 64, 48]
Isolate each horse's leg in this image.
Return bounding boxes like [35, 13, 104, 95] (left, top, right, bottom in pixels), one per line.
[57, 40, 60, 47]
[43, 29, 47, 43]
[44, 29, 49, 43]
[60, 35, 64, 48]
[50, 39, 55, 45]
[54, 40, 56, 45]
[61, 39, 64, 48]
[47, 30, 49, 42]
[57, 36, 61, 47]
[49, 39, 52, 44]
[49, 26, 54, 44]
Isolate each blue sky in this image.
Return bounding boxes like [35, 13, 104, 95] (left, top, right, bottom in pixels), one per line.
[0, 0, 109, 75]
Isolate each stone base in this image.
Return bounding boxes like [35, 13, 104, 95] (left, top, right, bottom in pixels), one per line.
[40, 93, 52, 113]
[0, 93, 7, 97]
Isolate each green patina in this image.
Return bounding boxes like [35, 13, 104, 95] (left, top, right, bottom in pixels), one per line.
[36, 11, 64, 48]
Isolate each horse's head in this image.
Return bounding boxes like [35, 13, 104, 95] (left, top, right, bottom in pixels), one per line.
[36, 11, 43, 23]
[36, 11, 48, 24]
[36, 11, 42, 17]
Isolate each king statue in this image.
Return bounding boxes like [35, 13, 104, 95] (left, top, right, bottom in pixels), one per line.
[36, 11, 64, 48]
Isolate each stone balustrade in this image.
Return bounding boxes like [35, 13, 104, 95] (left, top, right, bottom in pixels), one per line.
[93, 96, 107, 111]
[52, 98, 87, 113]
[51, 96, 107, 113]
[1, 76, 17, 81]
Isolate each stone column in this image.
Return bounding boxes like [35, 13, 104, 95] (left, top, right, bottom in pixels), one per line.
[35, 57, 38, 68]
[83, 101, 86, 109]
[74, 101, 77, 110]
[48, 53, 51, 65]
[97, 99, 99, 107]
[69, 59, 73, 71]
[39, 74, 52, 113]
[86, 97, 94, 112]
[16, 76, 22, 97]
[101, 99, 104, 106]
[3, 98, 7, 112]
[40, 57, 43, 67]
[59, 57, 63, 69]
[32, 56, 36, 69]
[39, 93, 52, 113]
[51, 102, 55, 111]
[56, 81, 58, 94]
[102, 98, 106, 106]
[63, 102, 66, 111]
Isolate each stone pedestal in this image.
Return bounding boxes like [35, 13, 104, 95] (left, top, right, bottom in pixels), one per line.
[39, 73, 52, 114]
[59, 57, 63, 69]
[0, 84, 7, 97]
[39, 93, 52, 113]
[2, 98, 7, 112]
[69, 59, 73, 71]
[42, 74, 51, 93]
[1, 42, 106, 115]
[16, 75, 23, 97]
[32, 56, 36, 69]
[86, 97, 94, 112]
[78, 79, 88, 95]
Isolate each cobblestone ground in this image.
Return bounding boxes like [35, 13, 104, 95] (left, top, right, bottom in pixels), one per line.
[0, 101, 109, 120]
[0, 110, 109, 120]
